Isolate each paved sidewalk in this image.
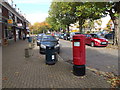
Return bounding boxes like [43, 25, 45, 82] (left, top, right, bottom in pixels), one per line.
[2, 40, 110, 88]
[0, 46, 2, 89]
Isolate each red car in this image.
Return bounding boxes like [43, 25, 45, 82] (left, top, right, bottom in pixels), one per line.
[85, 33, 108, 47]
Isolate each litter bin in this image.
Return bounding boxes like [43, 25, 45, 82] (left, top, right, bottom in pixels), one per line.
[45, 46, 57, 65]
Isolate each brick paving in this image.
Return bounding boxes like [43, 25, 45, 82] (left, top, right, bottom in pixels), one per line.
[2, 40, 110, 88]
[0, 46, 2, 89]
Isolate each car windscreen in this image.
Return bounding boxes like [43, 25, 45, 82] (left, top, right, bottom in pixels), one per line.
[75, 33, 81, 34]
[37, 36, 42, 39]
[42, 36, 57, 41]
[90, 34, 103, 38]
[107, 34, 113, 36]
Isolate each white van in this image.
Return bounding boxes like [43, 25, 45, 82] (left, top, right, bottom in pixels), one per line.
[70, 32, 81, 41]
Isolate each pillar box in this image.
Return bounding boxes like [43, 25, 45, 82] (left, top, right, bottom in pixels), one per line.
[72, 34, 86, 76]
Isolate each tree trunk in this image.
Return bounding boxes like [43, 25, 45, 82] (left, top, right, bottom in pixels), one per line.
[79, 19, 84, 33]
[111, 16, 119, 46]
[67, 25, 70, 33]
[109, 9, 117, 45]
[119, 13, 120, 48]
[113, 17, 119, 45]
[109, 2, 120, 46]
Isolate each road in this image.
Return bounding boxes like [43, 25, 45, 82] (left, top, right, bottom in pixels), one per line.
[59, 39, 118, 75]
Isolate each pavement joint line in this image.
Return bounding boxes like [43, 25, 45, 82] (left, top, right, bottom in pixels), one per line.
[57, 54, 70, 64]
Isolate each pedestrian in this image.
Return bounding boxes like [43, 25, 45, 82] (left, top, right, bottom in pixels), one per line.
[26, 34, 32, 49]
[23, 34, 26, 40]
[26, 33, 30, 42]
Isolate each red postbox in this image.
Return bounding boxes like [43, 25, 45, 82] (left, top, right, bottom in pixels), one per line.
[72, 34, 86, 76]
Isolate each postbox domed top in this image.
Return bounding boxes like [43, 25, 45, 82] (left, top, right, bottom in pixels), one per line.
[73, 34, 85, 39]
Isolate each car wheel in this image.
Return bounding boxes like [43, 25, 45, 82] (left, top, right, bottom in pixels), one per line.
[91, 42, 95, 47]
[57, 49, 60, 54]
[37, 42, 39, 46]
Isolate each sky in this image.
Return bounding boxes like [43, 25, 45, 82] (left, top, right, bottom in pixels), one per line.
[99, 15, 111, 28]
[13, 0, 51, 25]
[13, 0, 111, 28]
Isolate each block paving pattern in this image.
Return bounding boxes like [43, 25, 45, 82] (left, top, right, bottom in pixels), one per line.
[2, 40, 110, 88]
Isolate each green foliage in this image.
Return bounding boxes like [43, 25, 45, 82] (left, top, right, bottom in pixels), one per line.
[46, 2, 77, 32]
[47, 1, 119, 33]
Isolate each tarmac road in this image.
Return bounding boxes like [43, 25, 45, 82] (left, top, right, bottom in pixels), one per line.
[59, 39, 118, 75]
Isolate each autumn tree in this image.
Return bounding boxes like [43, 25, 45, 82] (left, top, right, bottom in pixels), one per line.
[29, 22, 51, 34]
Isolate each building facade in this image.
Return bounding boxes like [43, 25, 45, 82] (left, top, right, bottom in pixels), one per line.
[0, 0, 29, 45]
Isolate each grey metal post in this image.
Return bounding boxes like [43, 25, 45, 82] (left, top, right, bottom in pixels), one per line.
[25, 48, 29, 58]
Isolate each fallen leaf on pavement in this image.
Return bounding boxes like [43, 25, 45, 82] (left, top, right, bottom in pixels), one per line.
[15, 72, 19, 74]
[15, 72, 20, 76]
[87, 66, 120, 88]
[2, 77, 8, 80]
[107, 66, 111, 68]
[80, 76, 86, 79]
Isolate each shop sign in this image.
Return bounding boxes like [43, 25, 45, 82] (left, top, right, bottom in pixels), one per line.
[17, 23, 22, 27]
[7, 19, 13, 24]
[26, 27, 29, 29]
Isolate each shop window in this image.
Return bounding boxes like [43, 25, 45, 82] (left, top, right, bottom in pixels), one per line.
[7, 26, 14, 39]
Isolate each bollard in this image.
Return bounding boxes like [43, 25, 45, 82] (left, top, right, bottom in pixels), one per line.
[29, 43, 32, 49]
[73, 34, 86, 76]
[25, 48, 29, 58]
[33, 38, 35, 43]
[32, 42, 35, 48]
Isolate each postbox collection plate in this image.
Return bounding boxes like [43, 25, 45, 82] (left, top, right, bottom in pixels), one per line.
[74, 42, 80, 46]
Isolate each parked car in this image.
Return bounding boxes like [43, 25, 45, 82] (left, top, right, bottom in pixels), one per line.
[36, 33, 45, 46]
[54, 33, 60, 40]
[63, 33, 70, 40]
[104, 33, 113, 39]
[85, 33, 108, 47]
[39, 35, 60, 54]
[59, 33, 64, 39]
[70, 32, 81, 41]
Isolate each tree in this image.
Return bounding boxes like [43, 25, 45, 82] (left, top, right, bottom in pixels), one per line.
[83, 19, 95, 32]
[97, 2, 120, 45]
[48, 2, 108, 33]
[48, 1, 119, 45]
[29, 22, 51, 34]
[106, 19, 113, 31]
[47, 2, 76, 33]
[75, 2, 108, 33]
[106, 2, 120, 45]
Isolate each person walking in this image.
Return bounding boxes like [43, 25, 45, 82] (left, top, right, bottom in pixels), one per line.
[26, 34, 29, 39]
[27, 34, 32, 49]
[23, 34, 26, 40]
